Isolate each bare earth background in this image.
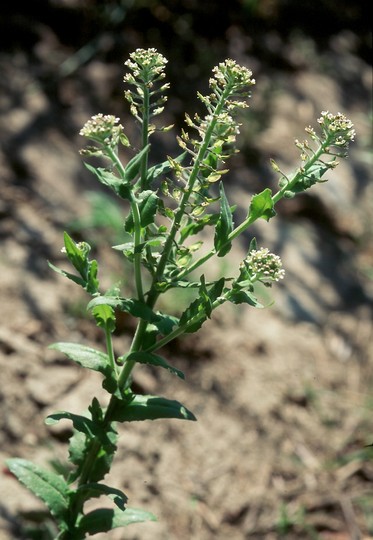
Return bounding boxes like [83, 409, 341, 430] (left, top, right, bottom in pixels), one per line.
[0, 2, 372, 539]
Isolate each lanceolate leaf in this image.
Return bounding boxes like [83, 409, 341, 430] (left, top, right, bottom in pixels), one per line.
[112, 394, 196, 422]
[179, 277, 225, 333]
[47, 261, 86, 288]
[248, 188, 276, 222]
[45, 411, 96, 438]
[77, 507, 156, 535]
[50, 341, 118, 395]
[138, 191, 159, 228]
[6, 459, 69, 520]
[125, 191, 159, 232]
[214, 183, 234, 257]
[87, 296, 161, 325]
[86, 259, 99, 294]
[76, 483, 128, 510]
[179, 297, 205, 333]
[228, 289, 263, 308]
[146, 151, 187, 184]
[63, 231, 89, 277]
[84, 164, 122, 192]
[123, 351, 184, 379]
[123, 144, 150, 183]
[49, 343, 109, 374]
[49, 233, 99, 293]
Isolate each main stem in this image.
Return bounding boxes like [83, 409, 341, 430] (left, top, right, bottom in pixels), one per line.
[66, 125, 153, 531]
[65, 83, 239, 533]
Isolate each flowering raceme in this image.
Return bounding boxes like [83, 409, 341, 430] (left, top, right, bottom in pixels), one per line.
[244, 248, 285, 284]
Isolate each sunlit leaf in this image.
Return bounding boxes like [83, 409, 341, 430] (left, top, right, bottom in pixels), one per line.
[112, 394, 196, 422]
[248, 188, 276, 222]
[77, 506, 156, 535]
[122, 351, 184, 379]
[6, 459, 69, 520]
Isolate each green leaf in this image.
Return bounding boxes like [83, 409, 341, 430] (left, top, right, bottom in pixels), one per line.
[179, 297, 206, 333]
[139, 191, 159, 228]
[49, 343, 109, 374]
[178, 277, 225, 333]
[112, 394, 196, 422]
[153, 313, 179, 335]
[125, 191, 159, 232]
[91, 304, 116, 333]
[146, 151, 187, 184]
[77, 506, 156, 535]
[6, 459, 69, 520]
[45, 411, 96, 438]
[54, 232, 99, 294]
[214, 183, 234, 256]
[67, 430, 87, 481]
[179, 212, 219, 243]
[87, 259, 99, 294]
[48, 261, 86, 288]
[248, 236, 257, 253]
[76, 483, 128, 510]
[198, 275, 212, 317]
[123, 144, 150, 183]
[209, 277, 225, 300]
[48, 342, 118, 396]
[62, 409, 118, 484]
[248, 188, 276, 222]
[87, 296, 161, 325]
[84, 164, 122, 192]
[228, 289, 263, 308]
[113, 235, 165, 253]
[123, 351, 184, 379]
[63, 231, 89, 277]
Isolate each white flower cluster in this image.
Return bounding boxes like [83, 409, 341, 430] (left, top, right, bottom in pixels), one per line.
[79, 114, 123, 142]
[317, 111, 355, 147]
[210, 59, 255, 92]
[244, 248, 285, 283]
[124, 48, 168, 86]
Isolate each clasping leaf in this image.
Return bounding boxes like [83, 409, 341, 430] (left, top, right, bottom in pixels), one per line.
[214, 183, 234, 256]
[112, 394, 196, 422]
[248, 188, 276, 222]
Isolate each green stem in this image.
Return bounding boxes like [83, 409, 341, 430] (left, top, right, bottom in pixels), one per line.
[177, 213, 258, 280]
[132, 201, 145, 302]
[110, 85, 235, 402]
[105, 327, 118, 376]
[271, 140, 328, 204]
[146, 85, 233, 307]
[145, 297, 226, 353]
[106, 147, 144, 302]
[117, 318, 149, 389]
[140, 86, 150, 191]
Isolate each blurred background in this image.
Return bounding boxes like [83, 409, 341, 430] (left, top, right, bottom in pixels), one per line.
[0, 2, 372, 539]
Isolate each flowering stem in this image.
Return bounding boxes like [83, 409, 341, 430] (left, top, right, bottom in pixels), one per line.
[106, 147, 144, 302]
[140, 86, 150, 191]
[145, 298, 226, 354]
[271, 138, 330, 204]
[147, 87, 233, 306]
[177, 213, 259, 280]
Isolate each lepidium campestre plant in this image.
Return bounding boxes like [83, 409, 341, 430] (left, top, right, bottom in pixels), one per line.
[7, 49, 355, 538]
